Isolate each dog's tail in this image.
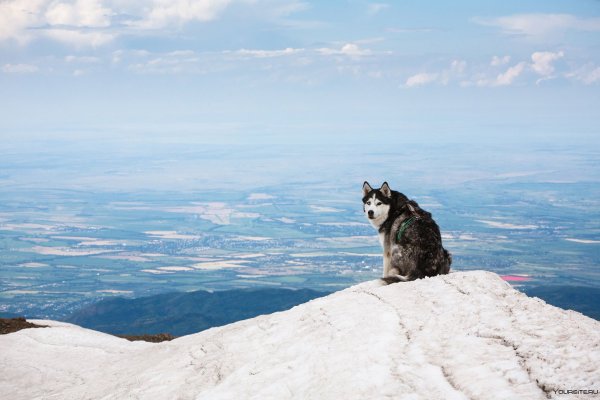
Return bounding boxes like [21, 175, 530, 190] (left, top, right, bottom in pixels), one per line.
[443, 249, 452, 273]
[444, 249, 452, 266]
[381, 274, 410, 284]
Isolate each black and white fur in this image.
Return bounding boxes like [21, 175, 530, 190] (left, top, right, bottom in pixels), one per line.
[362, 181, 451, 283]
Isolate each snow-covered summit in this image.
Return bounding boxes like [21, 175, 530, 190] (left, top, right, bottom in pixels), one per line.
[1, 271, 599, 399]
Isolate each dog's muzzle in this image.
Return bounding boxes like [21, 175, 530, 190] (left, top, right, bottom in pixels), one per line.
[368, 210, 374, 218]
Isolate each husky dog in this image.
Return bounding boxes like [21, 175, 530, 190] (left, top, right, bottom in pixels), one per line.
[362, 181, 451, 283]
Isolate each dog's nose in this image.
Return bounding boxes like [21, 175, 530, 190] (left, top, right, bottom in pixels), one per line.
[368, 210, 374, 217]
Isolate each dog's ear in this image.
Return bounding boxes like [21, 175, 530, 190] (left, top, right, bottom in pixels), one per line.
[362, 181, 372, 197]
[380, 182, 392, 198]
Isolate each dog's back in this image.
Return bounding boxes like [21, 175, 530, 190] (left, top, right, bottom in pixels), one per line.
[391, 210, 451, 280]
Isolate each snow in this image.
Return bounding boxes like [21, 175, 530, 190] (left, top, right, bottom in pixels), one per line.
[565, 238, 600, 244]
[1, 271, 599, 400]
[165, 203, 260, 225]
[476, 220, 538, 230]
[247, 193, 275, 200]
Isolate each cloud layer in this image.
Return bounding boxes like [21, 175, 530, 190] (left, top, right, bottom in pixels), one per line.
[473, 13, 600, 38]
[403, 50, 588, 88]
[0, 0, 270, 46]
[1, 6, 599, 89]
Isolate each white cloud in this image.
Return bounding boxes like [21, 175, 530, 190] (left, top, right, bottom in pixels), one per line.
[405, 72, 438, 87]
[0, 0, 306, 46]
[266, 0, 309, 17]
[317, 43, 372, 57]
[467, 61, 528, 87]
[232, 47, 304, 58]
[129, 0, 232, 29]
[473, 13, 600, 38]
[367, 3, 389, 16]
[65, 55, 101, 63]
[0, 0, 114, 46]
[494, 62, 527, 86]
[125, 49, 203, 74]
[0, 0, 309, 47]
[167, 50, 196, 57]
[450, 59, 466, 74]
[44, 28, 115, 47]
[579, 67, 600, 84]
[471, 51, 565, 87]
[490, 55, 511, 67]
[530, 51, 563, 76]
[339, 43, 369, 57]
[336, 65, 362, 76]
[438, 60, 466, 85]
[405, 60, 466, 87]
[45, 0, 112, 27]
[386, 27, 434, 34]
[566, 64, 600, 85]
[122, 46, 306, 74]
[2, 63, 39, 73]
[0, 0, 47, 43]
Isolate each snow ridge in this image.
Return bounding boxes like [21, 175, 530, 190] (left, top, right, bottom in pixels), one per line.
[1, 271, 599, 400]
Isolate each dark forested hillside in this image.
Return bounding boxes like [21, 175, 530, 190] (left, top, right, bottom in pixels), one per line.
[67, 288, 329, 336]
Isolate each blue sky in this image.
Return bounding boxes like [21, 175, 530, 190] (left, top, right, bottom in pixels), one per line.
[1, 0, 599, 145]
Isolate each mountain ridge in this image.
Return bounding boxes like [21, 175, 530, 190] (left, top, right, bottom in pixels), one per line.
[1, 271, 599, 399]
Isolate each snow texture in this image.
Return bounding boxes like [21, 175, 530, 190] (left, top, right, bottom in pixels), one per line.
[1, 271, 599, 399]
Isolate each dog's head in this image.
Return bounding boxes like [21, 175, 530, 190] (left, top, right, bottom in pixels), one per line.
[362, 181, 392, 228]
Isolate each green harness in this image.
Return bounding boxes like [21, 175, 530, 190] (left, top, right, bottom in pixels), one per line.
[396, 216, 418, 242]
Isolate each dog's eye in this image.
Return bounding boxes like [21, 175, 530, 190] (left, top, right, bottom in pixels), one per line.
[376, 202, 382, 206]
[366, 201, 371, 205]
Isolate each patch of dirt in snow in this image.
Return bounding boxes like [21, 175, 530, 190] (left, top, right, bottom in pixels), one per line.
[1, 318, 174, 343]
[0, 318, 47, 335]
